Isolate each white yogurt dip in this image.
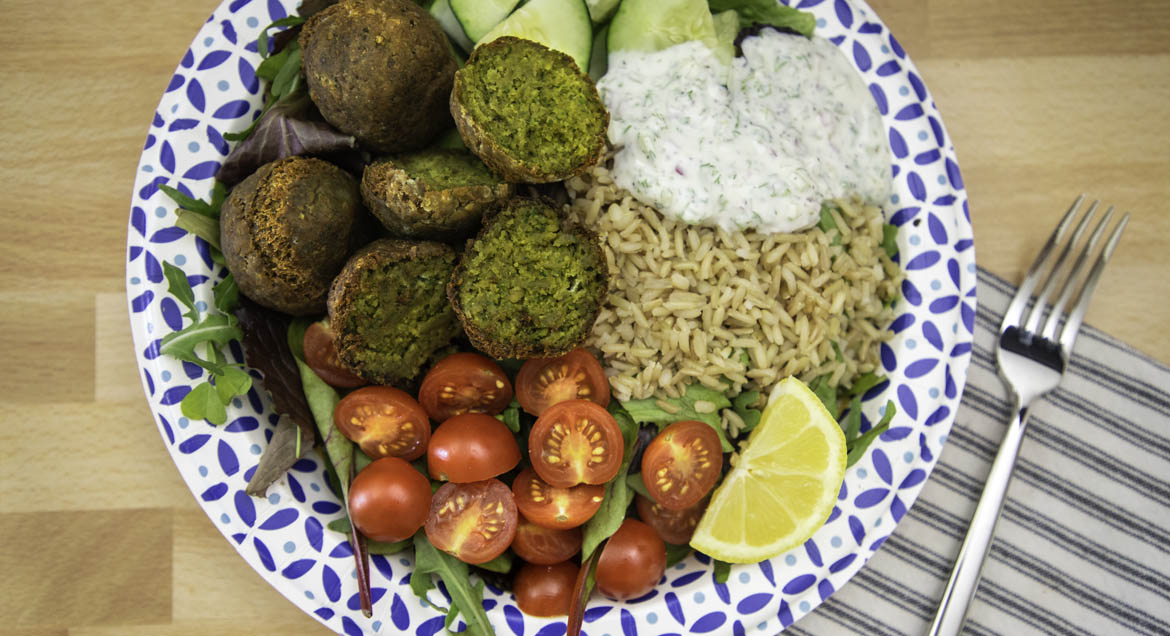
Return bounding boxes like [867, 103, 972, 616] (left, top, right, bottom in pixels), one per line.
[597, 30, 890, 234]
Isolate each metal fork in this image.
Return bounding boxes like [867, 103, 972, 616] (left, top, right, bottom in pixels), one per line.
[928, 195, 1130, 636]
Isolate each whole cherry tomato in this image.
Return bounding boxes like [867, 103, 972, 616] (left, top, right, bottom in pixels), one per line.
[334, 386, 430, 461]
[348, 457, 432, 543]
[418, 352, 513, 422]
[425, 479, 518, 564]
[514, 561, 579, 617]
[635, 494, 707, 545]
[594, 519, 666, 601]
[640, 420, 721, 510]
[529, 400, 623, 488]
[427, 413, 520, 482]
[303, 320, 367, 388]
[515, 349, 610, 416]
[511, 515, 582, 565]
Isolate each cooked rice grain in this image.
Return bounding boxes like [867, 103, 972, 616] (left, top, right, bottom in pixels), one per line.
[565, 163, 902, 403]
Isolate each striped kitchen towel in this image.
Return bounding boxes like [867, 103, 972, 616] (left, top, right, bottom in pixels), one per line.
[793, 268, 1170, 636]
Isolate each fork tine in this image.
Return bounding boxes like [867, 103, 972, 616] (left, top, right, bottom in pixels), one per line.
[1040, 206, 1114, 340]
[1058, 212, 1130, 357]
[1022, 201, 1098, 335]
[1000, 195, 1085, 333]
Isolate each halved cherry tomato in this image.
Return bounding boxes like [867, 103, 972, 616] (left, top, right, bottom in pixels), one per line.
[594, 519, 666, 601]
[529, 400, 624, 488]
[640, 420, 721, 510]
[635, 494, 707, 545]
[348, 457, 432, 543]
[515, 561, 579, 617]
[428, 413, 520, 482]
[425, 479, 517, 564]
[418, 353, 513, 422]
[334, 386, 430, 461]
[512, 467, 604, 529]
[515, 349, 610, 416]
[511, 515, 583, 564]
[303, 320, 366, 388]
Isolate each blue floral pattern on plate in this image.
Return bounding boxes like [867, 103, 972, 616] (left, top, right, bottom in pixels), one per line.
[126, 0, 976, 633]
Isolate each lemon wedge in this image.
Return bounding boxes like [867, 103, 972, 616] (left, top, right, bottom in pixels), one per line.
[689, 377, 846, 563]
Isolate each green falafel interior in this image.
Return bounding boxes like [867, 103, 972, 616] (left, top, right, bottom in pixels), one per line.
[394, 149, 504, 190]
[450, 197, 608, 358]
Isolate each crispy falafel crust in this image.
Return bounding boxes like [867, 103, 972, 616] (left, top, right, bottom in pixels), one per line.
[220, 156, 365, 316]
[328, 238, 461, 384]
[450, 37, 608, 184]
[448, 197, 609, 359]
[301, 0, 457, 153]
[361, 151, 513, 240]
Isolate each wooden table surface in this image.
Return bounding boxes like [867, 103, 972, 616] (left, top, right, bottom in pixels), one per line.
[1, 1, 1167, 634]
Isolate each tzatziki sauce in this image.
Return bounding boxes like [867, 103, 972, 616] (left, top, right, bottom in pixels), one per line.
[597, 30, 890, 234]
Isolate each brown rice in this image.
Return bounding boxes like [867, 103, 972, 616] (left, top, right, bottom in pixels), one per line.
[564, 161, 902, 418]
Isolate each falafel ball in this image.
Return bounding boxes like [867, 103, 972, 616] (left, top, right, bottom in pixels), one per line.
[448, 197, 608, 359]
[361, 149, 514, 240]
[301, 0, 457, 153]
[220, 156, 366, 316]
[328, 238, 461, 384]
[451, 37, 607, 183]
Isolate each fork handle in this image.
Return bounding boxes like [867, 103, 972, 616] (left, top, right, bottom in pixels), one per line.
[928, 403, 1031, 636]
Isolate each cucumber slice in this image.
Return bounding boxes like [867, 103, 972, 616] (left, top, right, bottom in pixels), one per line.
[712, 9, 739, 63]
[608, 0, 718, 54]
[585, 0, 620, 23]
[450, 0, 523, 43]
[429, 0, 474, 53]
[476, 0, 593, 70]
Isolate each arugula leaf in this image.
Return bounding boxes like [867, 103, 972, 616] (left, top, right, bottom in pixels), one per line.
[581, 404, 640, 560]
[841, 396, 862, 442]
[476, 551, 514, 574]
[712, 559, 733, 584]
[882, 223, 899, 259]
[846, 401, 896, 468]
[817, 203, 837, 233]
[158, 184, 218, 218]
[212, 274, 239, 315]
[807, 374, 839, 420]
[665, 543, 692, 568]
[180, 382, 227, 424]
[256, 15, 306, 59]
[162, 261, 198, 320]
[731, 389, 762, 434]
[159, 314, 242, 375]
[288, 318, 350, 499]
[622, 383, 734, 452]
[174, 209, 221, 250]
[708, 0, 816, 37]
[410, 534, 493, 636]
[323, 519, 411, 554]
[848, 372, 883, 399]
[625, 472, 652, 498]
[495, 398, 521, 433]
[213, 366, 252, 404]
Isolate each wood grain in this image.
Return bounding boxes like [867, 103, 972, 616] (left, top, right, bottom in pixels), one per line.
[0, 1, 1166, 634]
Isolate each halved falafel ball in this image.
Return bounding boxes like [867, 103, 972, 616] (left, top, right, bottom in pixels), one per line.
[328, 239, 461, 384]
[220, 156, 366, 316]
[301, 0, 457, 153]
[361, 150, 513, 240]
[448, 197, 608, 359]
[451, 37, 608, 183]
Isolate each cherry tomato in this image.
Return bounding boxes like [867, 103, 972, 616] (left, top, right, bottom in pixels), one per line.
[334, 386, 431, 461]
[529, 400, 624, 488]
[348, 457, 432, 543]
[515, 561, 579, 617]
[303, 320, 366, 388]
[515, 349, 610, 416]
[512, 467, 604, 529]
[427, 413, 521, 482]
[418, 353, 513, 422]
[511, 515, 583, 565]
[425, 479, 517, 564]
[640, 420, 721, 510]
[635, 494, 707, 545]
[594, 519, 666, 601]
